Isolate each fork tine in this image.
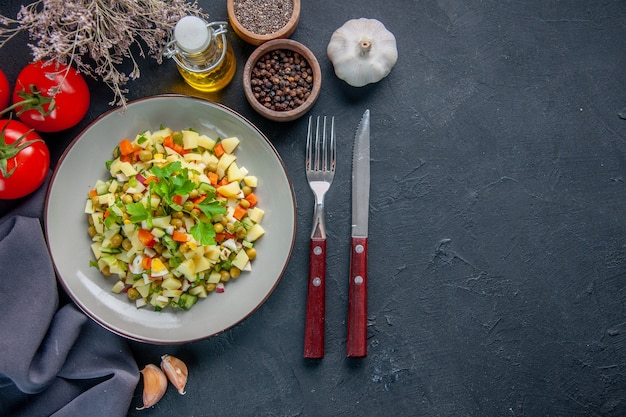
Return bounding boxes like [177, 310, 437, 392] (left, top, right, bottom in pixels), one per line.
[306, 115, 336, 175]
[315, 116, 321, 171]
[306, 116, 313, 171]
[329, 116, 335, 173]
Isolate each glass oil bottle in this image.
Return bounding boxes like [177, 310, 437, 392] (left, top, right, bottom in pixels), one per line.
[163, 16, 236, 92]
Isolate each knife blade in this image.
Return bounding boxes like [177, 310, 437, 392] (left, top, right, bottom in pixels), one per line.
[347, 109, 370, 358]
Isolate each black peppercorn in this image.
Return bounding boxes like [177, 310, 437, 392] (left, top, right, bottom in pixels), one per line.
[249, 48, 314, 112]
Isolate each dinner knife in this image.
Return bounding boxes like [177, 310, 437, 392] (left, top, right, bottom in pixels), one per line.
[347, 109, 370, 358]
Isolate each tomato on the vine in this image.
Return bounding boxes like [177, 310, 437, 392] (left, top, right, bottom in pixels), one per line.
[0, 69, 10, 110]
[0, 119, 50, 200]
[13, 61, 90, 132]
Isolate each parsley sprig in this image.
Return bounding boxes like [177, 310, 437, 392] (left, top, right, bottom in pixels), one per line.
[124, 161, 227, 245]
[151, 161, 196, 211]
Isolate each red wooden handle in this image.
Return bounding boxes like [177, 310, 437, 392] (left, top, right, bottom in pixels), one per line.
[304, 237, 326, 358]
[347, 236, 368, 358]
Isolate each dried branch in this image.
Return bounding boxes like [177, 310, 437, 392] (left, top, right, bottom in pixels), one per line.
[0, 0, 208, 107]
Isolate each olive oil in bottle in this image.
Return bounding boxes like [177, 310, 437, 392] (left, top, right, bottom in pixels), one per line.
[164, 16, 236, 92]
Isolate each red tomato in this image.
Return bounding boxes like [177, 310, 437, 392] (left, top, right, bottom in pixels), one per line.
[0, 119, 50, 200]
[0, 69, 10, 110]
[13, 61, 90, 132]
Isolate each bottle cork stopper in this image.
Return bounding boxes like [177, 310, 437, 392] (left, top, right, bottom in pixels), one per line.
[174, 16, 211, 54]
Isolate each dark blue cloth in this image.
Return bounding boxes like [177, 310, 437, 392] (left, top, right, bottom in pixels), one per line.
[0, 178, 139, 417]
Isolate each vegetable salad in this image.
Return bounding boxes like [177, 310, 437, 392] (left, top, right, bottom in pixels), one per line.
[85, 126, 265, 311]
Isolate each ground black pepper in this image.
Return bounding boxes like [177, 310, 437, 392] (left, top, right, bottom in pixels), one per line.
[234, 0, 294, 35]
[250, 48, 313, 112]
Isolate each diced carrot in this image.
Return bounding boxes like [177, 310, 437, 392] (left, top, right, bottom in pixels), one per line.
[174, 144, 186, 155]
[138, 228, 155, 247]
[143, 175, 158, 185]
[103, 209, 111, 218]
[89, 189, 98, 197]
[207, 172, 218, 186]
[191, 194, 206, 205]
[172, 194, 183, 205]
[119, 138, 135, 156]
[141, 257, 152, 270]
[172, 230, 188, 242]
[120, 154, 133, 164]
[233, 204, 247, 220]
[213, 142, 225, 157]
[163, 135, 174, 149]
[218, 177, 230, 187]
[244, 192, 258, 207]
[215, 232, 235, 242]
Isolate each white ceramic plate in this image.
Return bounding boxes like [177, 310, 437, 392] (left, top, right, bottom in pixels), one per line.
[45, 95, 296, 344]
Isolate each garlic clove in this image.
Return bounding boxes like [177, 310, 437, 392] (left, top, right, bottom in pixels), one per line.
[136, 364, 168, 410]
[160, 354, 188, 395]
[327, 18, 398, 87]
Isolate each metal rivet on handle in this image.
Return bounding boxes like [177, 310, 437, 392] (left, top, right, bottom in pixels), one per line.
[314, 246, 323, 255]
[354, 276, 363, 285]
[355, 244, 364, 254]
[313, 277, 322, 287]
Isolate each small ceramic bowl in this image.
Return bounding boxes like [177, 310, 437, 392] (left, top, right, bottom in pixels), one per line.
[227, 0, 301, 46]
[243, 39, 321, 122]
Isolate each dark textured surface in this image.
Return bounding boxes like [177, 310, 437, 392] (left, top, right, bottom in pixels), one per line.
[1, 0, 625, 415]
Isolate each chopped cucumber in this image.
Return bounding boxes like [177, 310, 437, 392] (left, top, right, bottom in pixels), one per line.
[178, 293, 198, 310]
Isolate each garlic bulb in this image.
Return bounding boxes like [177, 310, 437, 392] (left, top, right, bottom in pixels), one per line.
[327, 18, 398, 87]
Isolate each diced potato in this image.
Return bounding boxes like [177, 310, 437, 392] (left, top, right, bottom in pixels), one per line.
[135, 283, 151, 298]
[84, 199, 94, 214]
[98, 193, 115, 207]
[189, 285, 208, 298]
[109, 159, 122, 176]
[124, 273, 135, 285]
[150, 294, 169, 308]
[162, 277, 182, 290]
[182, 129, 200, 149]
[151, 127, 173, 142]
[134, 131, 152, 148]
[220, 136, 240, 154]
[200, 152, 216, 168]
[245, 224, 265, 242]
[175, 258, 196, 280]
[207, 271, 222, 284]
[198, 135, 216, 150]
[111, 280, 126, 294]
[163, 289, 183, 298]
[231, 249, 249, 270]
[247, 207, 265, 223]
[216, 153, 237, 178]
[152, 216, 172, 229]
[227, 162, 245, 182]
[243, 175, 258, 187]
[119, 161, 137, 177]
[193, 255, 213, 273]
[108, 180, 119, 193]
[94, 179, 107, 194]
[205, 245, 221, 262]
[164, 146, 179, 156]
[217, 181, 241, 198]
[184, 152, 202, 162]
[149, 197, 161, 210]
[91, 242, 103, 259]
[91, 212, 104, 234]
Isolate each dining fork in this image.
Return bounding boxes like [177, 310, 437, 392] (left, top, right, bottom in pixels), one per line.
[304, 115, 336, 359]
